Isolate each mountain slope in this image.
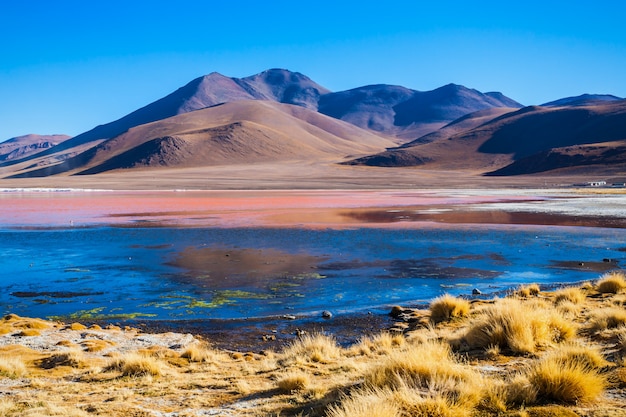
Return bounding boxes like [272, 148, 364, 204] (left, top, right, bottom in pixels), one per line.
[542, 94, 623, 107]
[318, 83, 522, 140]
[344, 107, 516, 168]
[0, 134, 71, 162]
[345, 99, 626, 175]
[7, 101, 396, 178]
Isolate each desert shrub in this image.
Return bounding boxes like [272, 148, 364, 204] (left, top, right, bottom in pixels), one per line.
[0, 355, 27, 378]
[326, 387, 400, 417]
[516, 283, 541, 298]
[280, 333, 341, 364]
[596, 271, 626, 294]
[553, 287, 586, 305]
[589, 307, 626, 333]
[429, 294, 471, 324]
[352, 332, 405, 356]
[392, 388, 472, 417]
[105, 352, 164, 377]
[15, 329, 41, 337]
[181, 342, 221, 363]
[276, 371, 310, 392]
[81, 339, 113, 352]
[365, 340, 484, 408]
[461, 298, 575, 354]
[0, 398, 17, 414]
[39, 350, 85, 369]
[548, 343, 607, 370]
[524, 353, 605, 404]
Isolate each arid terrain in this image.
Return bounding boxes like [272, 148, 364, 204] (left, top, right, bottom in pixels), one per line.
[3, 276, 626, 416]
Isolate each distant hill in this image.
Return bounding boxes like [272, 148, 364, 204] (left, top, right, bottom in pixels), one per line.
[7, 101, 396, 178]
[542, 94, 622, 107]
[318, 83, 522, 140]
[1, 69, 523, 179]
[0, 134, 70, 162]
[346, 99, 626, 175]
[28, 69, 330, 156]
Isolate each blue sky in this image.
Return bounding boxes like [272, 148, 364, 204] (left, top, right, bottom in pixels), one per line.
[1, 0, 625, 139]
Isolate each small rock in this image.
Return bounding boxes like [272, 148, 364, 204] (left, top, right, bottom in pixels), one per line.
[322, 310, 333, 319]
[262, 334, 276, 341]
[282, 314, 297, 320]
[472, 288, 482, 295]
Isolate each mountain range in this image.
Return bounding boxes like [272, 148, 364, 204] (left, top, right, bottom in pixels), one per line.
[1, 68, 624, 181]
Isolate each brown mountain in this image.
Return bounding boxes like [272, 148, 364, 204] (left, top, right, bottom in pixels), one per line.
[0, 134, 71, 162]
[317, 83, 522, 140]
[2, 69, 522, 175]
[347, 100, 626, 175]
[7, 101, 396, 178]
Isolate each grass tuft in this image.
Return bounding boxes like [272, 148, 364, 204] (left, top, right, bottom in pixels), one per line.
[461, 298, 575, 354]
[0, 355, 28, 379]
[462, 298, 576, 354]
[326, 387, 400, 417]
[589, 307, 626, 333]
[524, 353, 606, 404]
[280, 333, 341, 364]
[429, 294, 471, 324]
[516, 283, 541, 298]
[105, 352, 164, 377]
[596, 271, 626, 294]
[553, 287, 586, 305]
[39, 349, 85, 369]
[276, 371, 310, 393]
[181, 342, 221, 363]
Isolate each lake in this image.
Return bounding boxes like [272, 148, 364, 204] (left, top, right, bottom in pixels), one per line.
[1, 189, 624, 343]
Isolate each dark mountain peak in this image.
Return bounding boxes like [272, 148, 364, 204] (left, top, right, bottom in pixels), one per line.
[485, 92, 524, 108]
[239, 68, 330, 110]
[542, 94, 623, 107]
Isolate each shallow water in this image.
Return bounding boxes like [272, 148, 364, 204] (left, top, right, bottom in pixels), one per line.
[1, 225, 624, 323]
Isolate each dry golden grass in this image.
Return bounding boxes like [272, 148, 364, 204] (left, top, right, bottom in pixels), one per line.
[350, 332, 405, 356]
[39, 349, 86, 369]
[80, 339, 115, 352]
[280, 333, 341, 365]
[364, 340, 485, 410]
[429, 294, 471, 324]
[547, 343, 607, 370]
[588, 307, 626, 333]
[460, 297, 575, 354]
[524, 353, 606, 404]
[0, 355, 28, 378]
[553, 287, 586, 305]
[104, 352, 165, 377]
[516, 283, 541, 298]
[67, 322, 87, 331]
[326, 388, 400, 417]
[276, 371, 310, 393]
[596, 271, 626, 294]
[180, 342, 223, 363]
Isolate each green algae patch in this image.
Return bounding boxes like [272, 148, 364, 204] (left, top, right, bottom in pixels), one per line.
[49, 307, 157, 321]
[143, 290, 273, 311]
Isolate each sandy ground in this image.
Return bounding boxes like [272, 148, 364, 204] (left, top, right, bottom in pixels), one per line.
[0, 161, 619, 191]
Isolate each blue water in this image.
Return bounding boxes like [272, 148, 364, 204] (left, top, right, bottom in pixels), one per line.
[1, 225, 624, 322]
